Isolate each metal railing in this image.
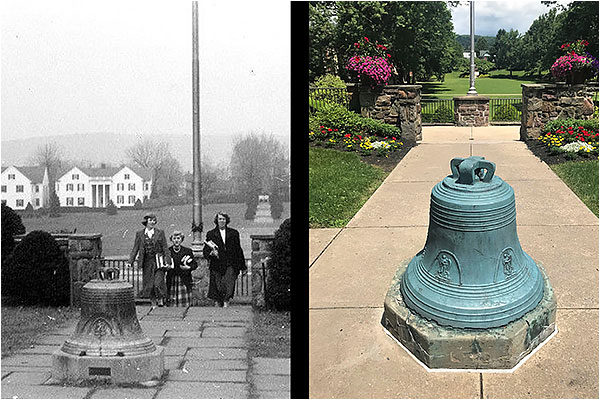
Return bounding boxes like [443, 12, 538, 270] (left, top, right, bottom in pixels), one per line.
[421, 98, 455, 124]
[489, 98, 522, 122]
[100, 257, 252, 302]
[309, 86, 350, 114]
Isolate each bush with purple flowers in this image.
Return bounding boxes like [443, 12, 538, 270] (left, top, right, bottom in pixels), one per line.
[550, 40, 599, 83]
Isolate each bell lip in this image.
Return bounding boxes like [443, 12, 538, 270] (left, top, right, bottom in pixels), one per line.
[400, 254, 546, 329]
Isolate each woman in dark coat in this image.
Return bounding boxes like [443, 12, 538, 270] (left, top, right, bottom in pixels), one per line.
[203, 212, 246, 307]
[127, 214, 172, 307]
[167, 231, 198, 307]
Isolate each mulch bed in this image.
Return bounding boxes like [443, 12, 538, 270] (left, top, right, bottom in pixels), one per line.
[310, 139, 418, 173]
[523, 138, 598, 165]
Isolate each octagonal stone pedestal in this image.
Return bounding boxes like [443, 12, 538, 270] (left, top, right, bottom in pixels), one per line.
[382, 260, 557, 369]
[52, 346, 164, 384]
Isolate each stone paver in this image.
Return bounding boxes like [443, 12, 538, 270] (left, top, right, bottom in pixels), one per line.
[310, 126, 598, 398]
[253, 357, 290, 375]
[0, 305, 289, 399]
[256, 391, 291, 399]
[253, 375, 290, 391]
[309, 228, 341, 266]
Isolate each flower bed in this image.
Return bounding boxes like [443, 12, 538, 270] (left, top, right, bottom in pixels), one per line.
[537, 118, 599, 159]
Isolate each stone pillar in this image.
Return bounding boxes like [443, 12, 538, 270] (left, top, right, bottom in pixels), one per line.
[250, 234, 274, 308]
[13, 233, 103, 307]
[453, 95, 490, 126]
[349, 84, 422, 142]
[520, 83, 597, 141]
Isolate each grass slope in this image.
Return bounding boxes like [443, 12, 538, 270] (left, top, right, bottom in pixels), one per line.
[20, 203, 290, 257]
[420, 70, 544, 98]
[309, 147, 386, 228]
[550, 160, 599, 217]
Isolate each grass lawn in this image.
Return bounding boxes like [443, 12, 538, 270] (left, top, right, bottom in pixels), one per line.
[309, 147, 386, 228]
[1, 304, 79, 358]
[550, 160, 599, 217]
[20, 202, 290, 257]
[420, 70, 545, 99]
[247, 309, 290, 358]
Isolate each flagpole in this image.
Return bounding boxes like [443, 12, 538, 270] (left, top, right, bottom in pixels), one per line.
[191, 1, 203, 252]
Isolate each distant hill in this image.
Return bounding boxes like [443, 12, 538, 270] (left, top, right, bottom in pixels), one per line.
[456, 34, 496, 51]
[1, 132, 288, 172]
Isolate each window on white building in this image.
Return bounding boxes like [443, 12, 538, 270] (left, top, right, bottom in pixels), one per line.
[67, 197, 74, 206]
[117, 195, 124, 204]
[77, 183, 84, 191]
[72, 174, 79, 180]
[16, 199, 24, 207]
[16, 185, 24, 193]
[66, 183, 73, 191]
[124, 174, 130, 180]
[1, 185, 6, 193]
[35, 199, 40, 206]
[117, 183, 124, 191]
[128, 183, 135, 191]
[144, 183, 149, 190]
[128, 195, 135, 204]
[8, 174, 15, 180]
[35, 185, 40, 192]
[78, 197, 85, 206]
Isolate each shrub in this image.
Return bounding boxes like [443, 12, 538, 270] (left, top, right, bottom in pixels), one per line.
[133, 199, 143, 209]
[311, 74, 349, 108]
[244, 192, 258, 220]
[22, 202, 35, 218]
[1, 204, 26, 263]
[265, 218, 291, 310]
[432, 106, 455, 123]
[2, 231, 70, 306]
[106, 200, 117, 215]
[142, 195, 188, 209]
[270, 191, 284, 219]
[492, 104, 521, 121]
[312, 103, 402, 139]
[48, 191, 61, 217]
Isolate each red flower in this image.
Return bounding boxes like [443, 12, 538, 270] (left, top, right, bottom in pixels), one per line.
[387, 54, 391, 58]
[319, 126, 324, 128]
[328, 128, 332, 132]
[334, 129, 338, 132]
[358, 135, 363, 140]
[321, 130, 326, 134]
[364, 37, 369, 42]
[392, 137, 397, 141]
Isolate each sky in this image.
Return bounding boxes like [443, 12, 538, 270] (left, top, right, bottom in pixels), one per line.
[0, 0, 290, 144]
[450, 0, 571, 37]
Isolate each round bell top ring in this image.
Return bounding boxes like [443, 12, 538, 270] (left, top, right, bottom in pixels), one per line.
[97, 266, 120, 281]
[451, 156, 496, 185]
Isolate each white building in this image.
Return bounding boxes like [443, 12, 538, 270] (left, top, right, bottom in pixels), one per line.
[55, 165, 152, 208]
[0, 166, 50, 210]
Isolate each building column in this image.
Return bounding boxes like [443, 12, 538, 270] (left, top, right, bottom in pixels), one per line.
[92, 185, 97, 208]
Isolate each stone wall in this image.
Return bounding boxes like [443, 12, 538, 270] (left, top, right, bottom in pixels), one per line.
[453, 95, 490, 126]
[14, 233, 103, 306]
[520, 83, 598, 140]
[347, 84, 422, 141]
[250, 234, 275, 308]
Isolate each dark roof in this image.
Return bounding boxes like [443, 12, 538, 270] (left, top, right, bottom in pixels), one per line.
[78, 166, 122, 178]
[13, 166, 46, 183]
[128, 166, 153, 181]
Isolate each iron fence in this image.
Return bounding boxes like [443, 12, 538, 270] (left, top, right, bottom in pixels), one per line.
[421, 98, 455, 124]
[489, 98, 522, 122]
[100, 257, 252, 302]
[309, 86, 349, 114]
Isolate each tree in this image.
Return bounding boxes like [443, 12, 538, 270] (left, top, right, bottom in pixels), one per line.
[29, 142, 64, 193]
[126, 137, 184, 198]
[491, 29, 522, 76]
[333, 2, 456, 83]
[48, 191, 61, 218]
[309, 2, 338, 81]
[555, 2, 598, 58]
[230, 133, 289, 211]
[518, 9, 560, 76]
[475, 37, 488, 54]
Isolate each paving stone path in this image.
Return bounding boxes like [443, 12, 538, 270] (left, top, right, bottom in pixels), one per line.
[1, 305, 290, 399]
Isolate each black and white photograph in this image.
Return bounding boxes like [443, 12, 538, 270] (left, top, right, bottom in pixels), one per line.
[1, 1, 291, 398]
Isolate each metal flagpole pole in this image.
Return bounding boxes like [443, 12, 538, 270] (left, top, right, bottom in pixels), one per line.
[467, 1, 478, 95]
[191, 1, 203, 252]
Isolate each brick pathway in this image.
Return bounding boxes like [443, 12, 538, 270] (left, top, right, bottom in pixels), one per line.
[1, 305, 290, 399]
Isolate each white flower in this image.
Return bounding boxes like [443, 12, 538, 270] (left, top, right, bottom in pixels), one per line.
[371, 141, 390, 149]
[560, 142, 595, 153]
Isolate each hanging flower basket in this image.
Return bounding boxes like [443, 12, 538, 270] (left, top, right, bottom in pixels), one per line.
[550, 40, 599, 85]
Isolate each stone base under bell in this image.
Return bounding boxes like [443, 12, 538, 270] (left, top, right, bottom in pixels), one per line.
[382, 260, 557, 369]
[51, 346, 164, 384]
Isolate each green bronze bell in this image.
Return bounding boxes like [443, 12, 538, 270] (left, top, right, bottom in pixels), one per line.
[400, 156, 545, 329]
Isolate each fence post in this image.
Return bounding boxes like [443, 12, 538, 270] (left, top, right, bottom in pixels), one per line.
[453, 95, 490, 126]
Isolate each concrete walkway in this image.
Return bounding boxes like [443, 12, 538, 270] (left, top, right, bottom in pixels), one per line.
[1, 305, 290, 399]
[309, 126, 599, 398]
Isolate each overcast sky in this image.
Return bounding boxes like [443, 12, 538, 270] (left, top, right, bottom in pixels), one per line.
[0, 0, 290, 142]
[450, 0, 571, 36]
